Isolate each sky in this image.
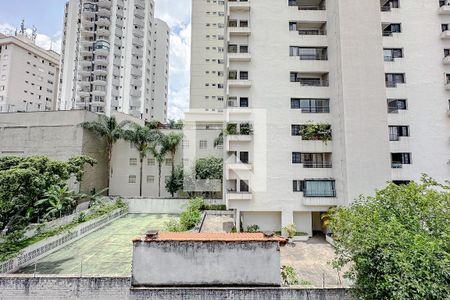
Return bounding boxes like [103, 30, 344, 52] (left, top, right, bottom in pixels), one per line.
[0, 0, 191, 120]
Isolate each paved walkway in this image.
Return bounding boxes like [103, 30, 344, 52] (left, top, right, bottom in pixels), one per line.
[200, 214, 234, 232]
[281, 235, 351, 288]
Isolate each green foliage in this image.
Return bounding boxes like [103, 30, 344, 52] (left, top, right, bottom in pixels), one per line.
[168, 119, 184, 130]
[0, 155, 96, 235]
[195, 157, 223, 180]
[214, 131, 224, 148]
[201, 203, 227, 211]
[35, 185, 78, 221]
[224, 123, 253, 135]
[281, 265, 300, 286]
[165, 197, 204, 232]
[329, 176, 450, 300]
[239, 123, 253, 135]
[282, 223, 297, 239]
[300, 122, 332, 143]
[165, 166, 184, 197]
[245, 224, 260, 232]
[224, 123, 238, 135]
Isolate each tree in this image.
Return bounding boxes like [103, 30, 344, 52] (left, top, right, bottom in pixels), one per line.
[80, 115, 129, 193]
[194, 157, 224, 198]
[165, 166, 184, 197]
[161, 132, 183, 175]
[122, 123, 161, 197]
[329, 176, 450, 300]
[150, 138, 168, 198]
[0, 155, 96, 235]
[214, 131, 224, 148]
[168, 119, 184, 130]
[35, 185, 77, 220]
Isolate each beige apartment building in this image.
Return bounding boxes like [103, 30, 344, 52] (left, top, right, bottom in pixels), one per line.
[189, 0, 450, 234]
[58, 0, 169, 122]
[0, 31, 60, 113]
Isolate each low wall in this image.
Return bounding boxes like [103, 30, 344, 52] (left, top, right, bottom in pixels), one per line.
[0, 209, 126, 274]
[0, 276, 352, 300]
[125, 198, 224, 214]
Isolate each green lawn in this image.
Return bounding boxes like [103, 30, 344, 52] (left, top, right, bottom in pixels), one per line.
[16, 214, 176, 275]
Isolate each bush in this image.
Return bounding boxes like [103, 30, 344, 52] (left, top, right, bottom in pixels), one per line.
[201, 204, 227, 211]
[283, 224, 297, 239]
[165, 197, 204, 232]
[281, 265, 300, 286]
[245, 224, 260, 232]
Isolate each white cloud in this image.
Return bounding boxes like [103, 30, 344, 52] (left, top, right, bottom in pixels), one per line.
[0, 22, 62, 53]
[155, 0, 191, 120]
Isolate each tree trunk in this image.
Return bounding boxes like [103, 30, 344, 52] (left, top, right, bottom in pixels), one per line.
[107, 144, 112, 196]
[171, 152, 175, 198]
[139, 156, 144, 197]
[158, 163, 162, 197]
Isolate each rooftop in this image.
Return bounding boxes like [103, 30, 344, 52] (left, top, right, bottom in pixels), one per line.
[133, 232, 287, 244]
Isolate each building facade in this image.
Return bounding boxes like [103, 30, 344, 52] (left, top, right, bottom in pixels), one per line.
[190, 0, 450, 234]
[151, 18, 170, 123]
[0, 32, 60, 113]
[58, 0, 169, 122]
[190, 0, 227, 109]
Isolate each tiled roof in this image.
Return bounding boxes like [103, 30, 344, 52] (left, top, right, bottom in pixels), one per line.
[133, 232, 286, 244]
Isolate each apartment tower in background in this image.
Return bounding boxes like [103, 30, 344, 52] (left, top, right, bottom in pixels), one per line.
[151, 18, 170, 123]
[190, 0, 226, 109]
[0, 26, 60, 113]
[58, 0, 169, 121]
[189, 0, 450, 233]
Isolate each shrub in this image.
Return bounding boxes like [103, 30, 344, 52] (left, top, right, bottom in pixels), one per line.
[165, 197, 204, 232]
[281, 265, 300, 286]
[245, 224, 260, 232]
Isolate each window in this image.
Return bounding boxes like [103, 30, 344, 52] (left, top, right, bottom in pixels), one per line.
[383, 48, 403, 61]
[239, 71, 248, 80]
[293, 180, 304, 192]
[165, 158, 172, 166]
[147, 175, 155, 183]
[240, 97, 249, 107]
[182, 139, 189, 149]
[385, 73, 405, 87]
[389, 126, 409, 141]
[292, 152, 302, 164]
[147, 158, 155, 166]
[240, 152, 249, 164]
[129, 158, 137, 166]
[128, 175, 137, 184]
[291, 98, 330, 113]
[240, 180, 249, 192]
[303, 180, 336, 197]
[387, 99, 407, 113]
[200, 140, 207, 149]
[391, 153, 412, 168]
[291, 125, 302, 136]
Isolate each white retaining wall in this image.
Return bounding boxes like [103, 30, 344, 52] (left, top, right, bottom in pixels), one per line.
[0, 209, 126, 274]
[125, 198, 225, 214]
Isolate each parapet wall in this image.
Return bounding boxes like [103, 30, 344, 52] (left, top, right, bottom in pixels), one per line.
[0, 276, 352, 300]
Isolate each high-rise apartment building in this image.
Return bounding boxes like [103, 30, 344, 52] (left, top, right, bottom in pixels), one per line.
[191, 0, 450, 234]
[190, 0, 226, 109]
[151, 18, 170, 122]
[0, 30, 60, 113]
[58, 0, 169, 121]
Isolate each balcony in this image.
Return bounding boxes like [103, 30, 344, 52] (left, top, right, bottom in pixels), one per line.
[302, 197, 337, 206]
[135, 0, 145, 9]
[98, 0, 112, 8]
[133, 27, 144, 38]
[228, 79, 252, 88]
[441, 30, 450, 39]
[98, 8, 111, 17]
[228, 0, 250, 11]
[289, 0, 326, 11]
[226, 192, 252, 201]
[92, 90, 106, 97]
[228, 52, 251, 62]
[134, 8, 145, 19]
[302, 180, 336, 198]
[228, 26, 251, 36]
[97, 26, 110, 36]
[134, 18, 145, 27]
[132, 37, 144, 47]
[96, 17, 111, 27]
[291, 72, 329, 87]
[131, 67, 142, 76]
[130, 89, 142, 97]
[439, 4, 450, 14]
[443, 56, 450, 65]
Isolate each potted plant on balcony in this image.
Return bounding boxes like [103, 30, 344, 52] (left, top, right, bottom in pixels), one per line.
[224, 123, 238, 135]
[239, 123, 253, 135]
[300, 122, 332, 143]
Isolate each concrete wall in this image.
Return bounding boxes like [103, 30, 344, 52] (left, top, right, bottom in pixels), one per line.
[0, 276, 352, 300]
[132, 241, 281, 287]
[0, 110, 108, 193]
[126, 198, 225, 214]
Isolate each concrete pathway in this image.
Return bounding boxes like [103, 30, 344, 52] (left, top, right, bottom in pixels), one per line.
[200, 215, 234, 232]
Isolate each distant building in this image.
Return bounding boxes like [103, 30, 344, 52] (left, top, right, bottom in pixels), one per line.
[132, 232, 286, 287]
[58, 0, 169, 122]
[0, 29, 60, 113]
[151, 18, 170, 123]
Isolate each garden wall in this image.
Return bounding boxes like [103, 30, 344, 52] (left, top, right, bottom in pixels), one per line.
[126, 198, 224, 214]
[0, 276, 352, 300]
[0, 209, 126, 274]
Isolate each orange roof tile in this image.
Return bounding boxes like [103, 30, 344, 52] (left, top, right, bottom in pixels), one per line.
[133, 232, 286, 244]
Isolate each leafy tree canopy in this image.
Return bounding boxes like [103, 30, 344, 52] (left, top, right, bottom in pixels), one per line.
[329, 176, 450, 300]
[195, 156, 223, 180]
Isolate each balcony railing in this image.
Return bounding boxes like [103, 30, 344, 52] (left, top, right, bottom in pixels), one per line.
[298, 29, 327, 35]
[386, 81, 398, 88]
[298, 79, 329, 87]
[391, 162, 403, 169]
[304, 189, 336, 197]
[389, 134, 400, 141]
[302, 161, 332, 168]
[301, 106, 330, 113]
[298, 54, 327, 60]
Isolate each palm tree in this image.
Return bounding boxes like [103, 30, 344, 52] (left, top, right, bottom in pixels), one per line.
[36, 185, 76, 220]
[122, 123, 161, 197]
[150, 136, 169, 198]
[80, 115, 129, 194]
[162, 132, 183, 175]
